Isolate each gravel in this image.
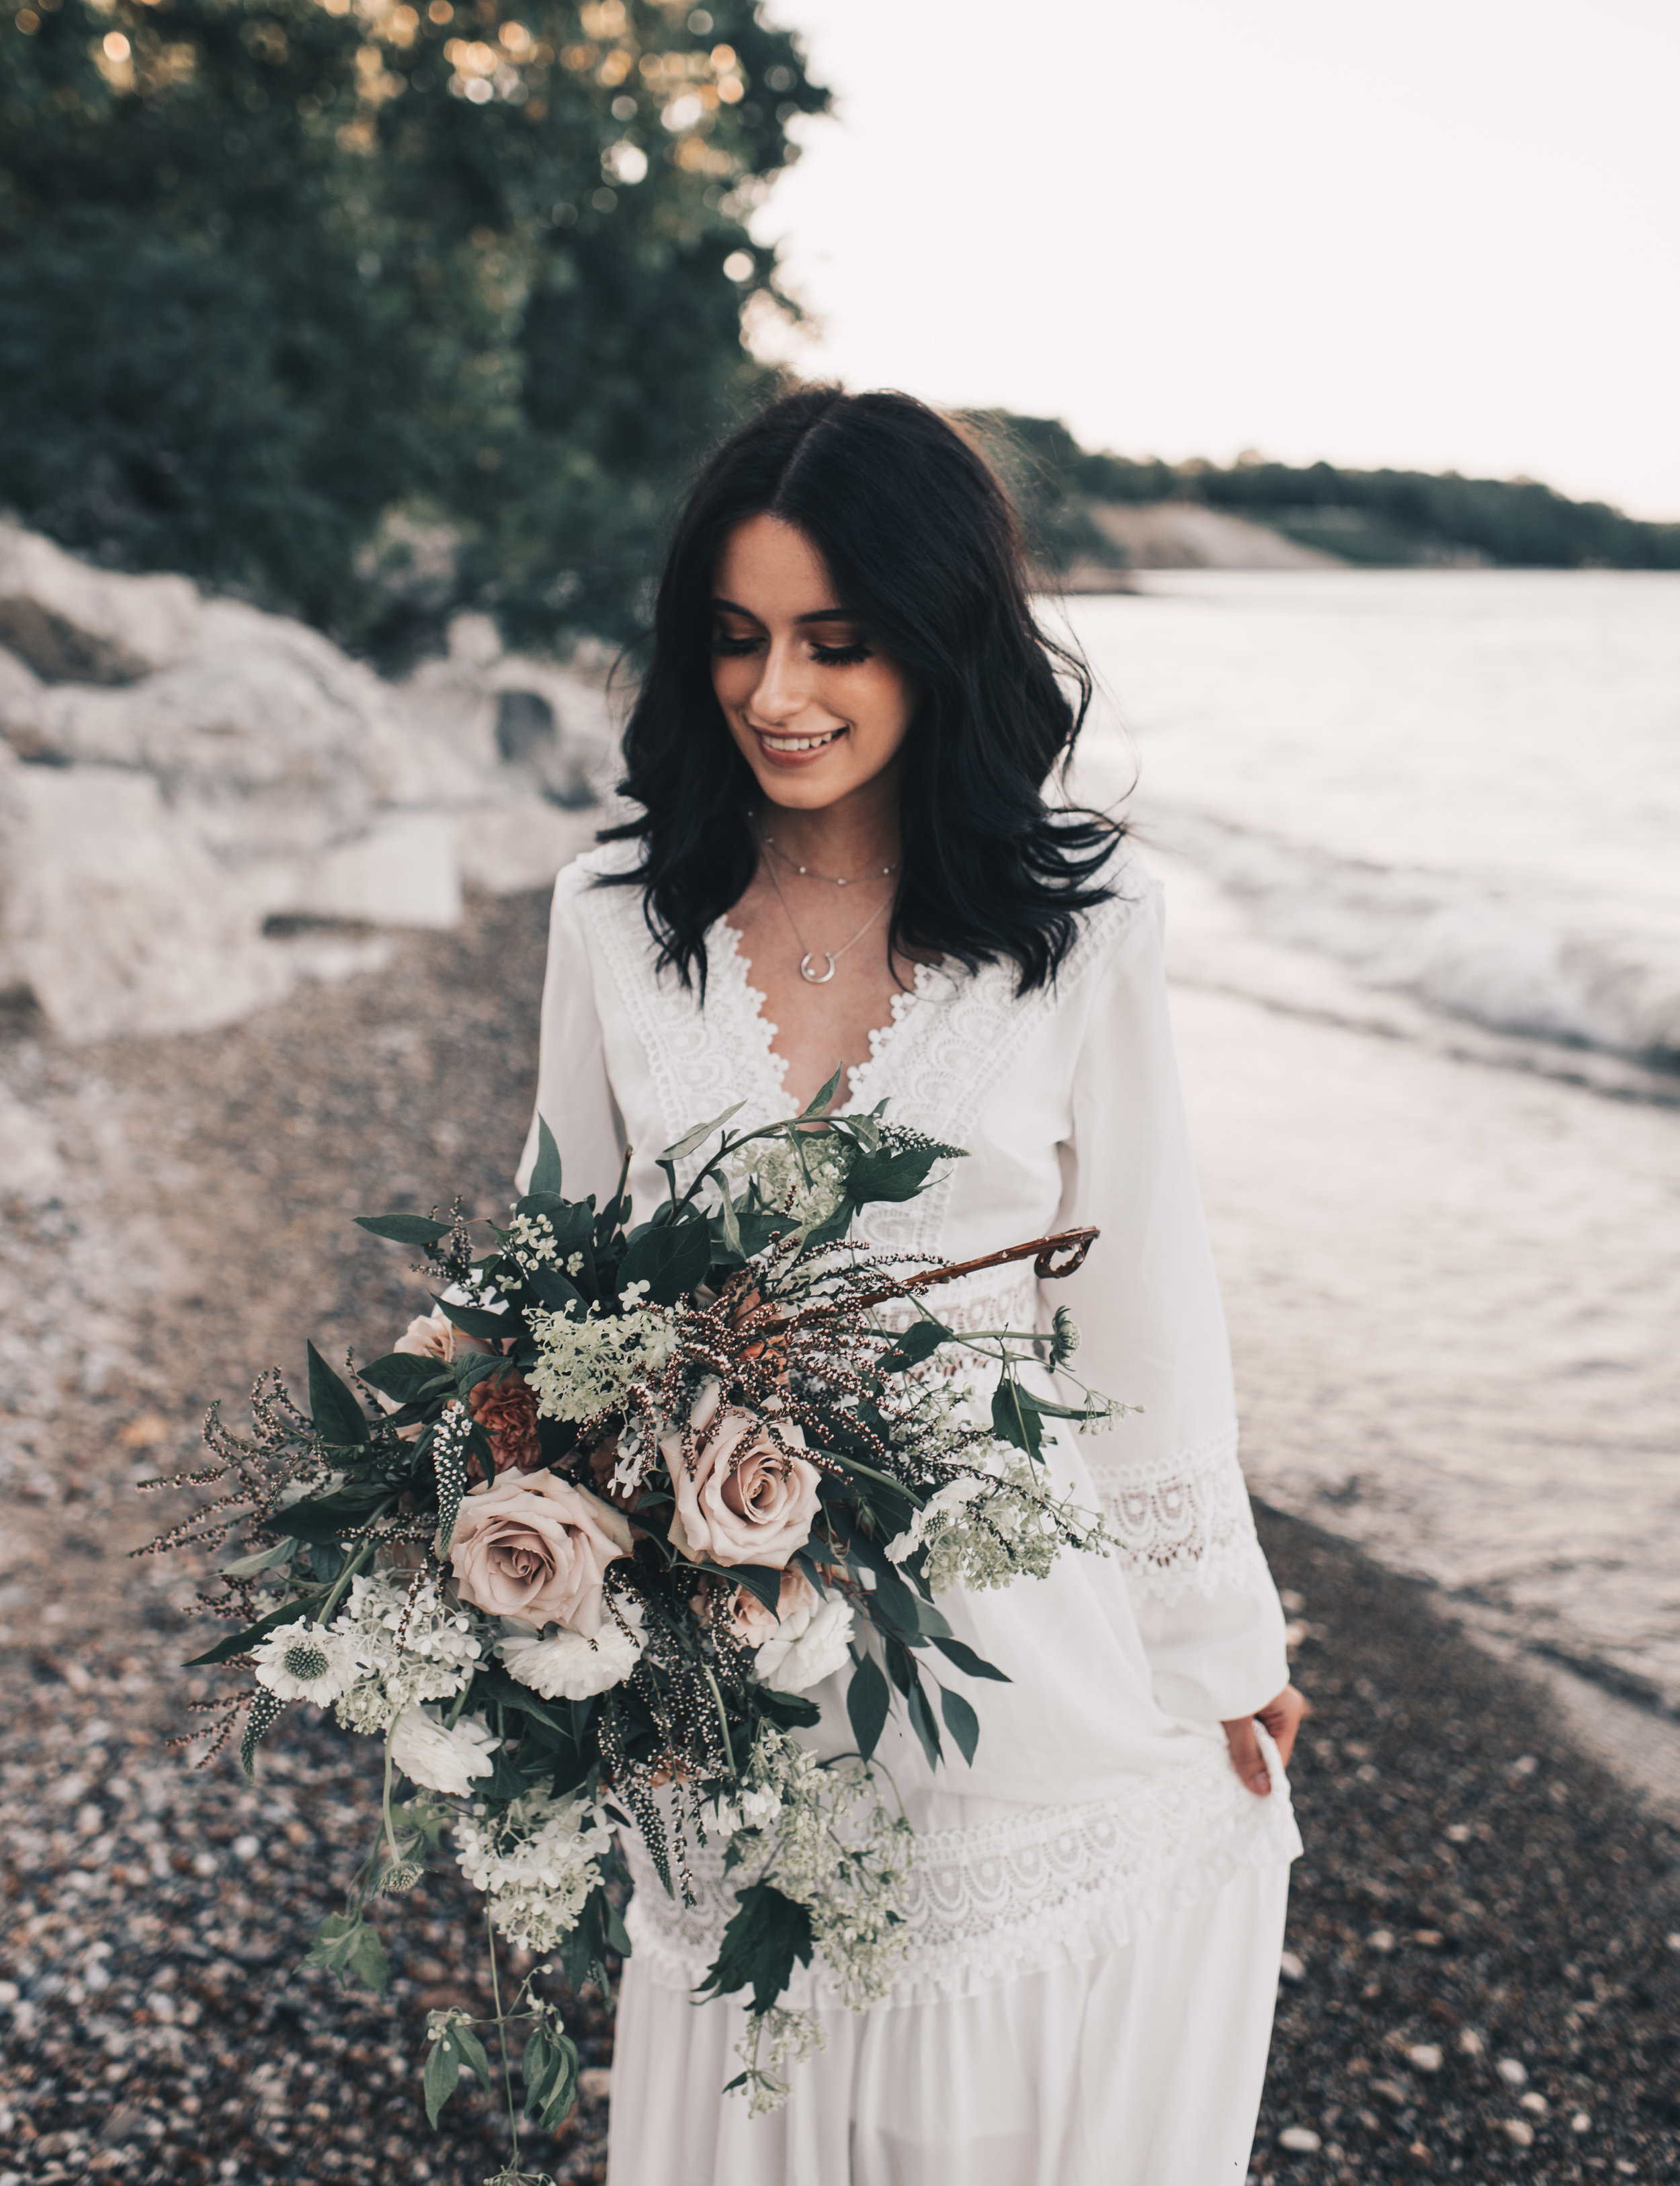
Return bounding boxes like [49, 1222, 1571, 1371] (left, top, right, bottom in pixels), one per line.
[3, 882, 1677, 2183]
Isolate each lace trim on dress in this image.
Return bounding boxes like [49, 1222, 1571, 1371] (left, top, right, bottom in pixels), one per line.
[1083, 1424, 1272, 1605]
[621, 1740, 1301, 2008]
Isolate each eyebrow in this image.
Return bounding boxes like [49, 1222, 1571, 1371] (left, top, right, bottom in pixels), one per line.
[710, 595, 860, 626]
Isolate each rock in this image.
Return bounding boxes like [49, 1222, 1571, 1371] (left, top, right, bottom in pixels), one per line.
[1277, 2125, 1322, 2152]
[290, 814, 462, 932]
[1406, 2044, 1443, 2073]
[1087, 502, 1344, 572]
[0, 522, 202, 685]
[1279, 1949, 1306, 1982]
[0, 755, 288, 1040]
[0, 1082, 65, 1204]
[1496, 2056, 1528, 2087]
[1502, 2117, 1535, 2147]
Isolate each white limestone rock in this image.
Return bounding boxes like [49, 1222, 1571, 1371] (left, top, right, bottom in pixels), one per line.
[0, 522, 203, 685]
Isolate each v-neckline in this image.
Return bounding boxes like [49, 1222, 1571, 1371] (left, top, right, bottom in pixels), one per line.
[712, 918, 942, 1118]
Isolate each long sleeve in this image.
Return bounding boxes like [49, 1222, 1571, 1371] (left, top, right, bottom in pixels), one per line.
[515, 861, 627, 1197]
[1050, 872, 1288, 1724]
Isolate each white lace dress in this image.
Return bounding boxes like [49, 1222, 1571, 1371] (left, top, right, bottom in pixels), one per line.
[520, 836, 1301, 2186]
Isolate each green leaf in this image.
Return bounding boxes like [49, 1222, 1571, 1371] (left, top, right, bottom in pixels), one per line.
[712, 1562, 784, 1616]
[878, 1318, 952, 1372]
[306, 1340, 370, 1448]
[938, 1685, 981, 1766]
[360, 1352, 453, 1405]
[698, 1882, 814, 2014]
[929, 1635, 1011, 1683]
[617, 1214, 712, 1304]
[354, 1212, 451, 1247]
[845, 1652, 890, 1761]
[713, 1171, 744, 1261]
[847, 1136, 966, 1206]
[906, 1679, 943, 1771]
[220, 1537, 297, 1579]
[991, 1374, 1044, 1459]
[660, 1101, 745, 1162]
[530, 1115, 564, 1197]
[869, 1562, 952, 1642]
[302, 1912, 388, 1994]
[423, 2029, 460, 2130]
[282, 1482, 392, 1546]
[431, 1293, 511, 1341]
[800, 1066, 843, 1118]
[452, 2020, 495, 2093]
[184, 1593, 325, 1668]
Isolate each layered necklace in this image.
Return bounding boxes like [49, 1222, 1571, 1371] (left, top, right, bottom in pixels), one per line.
[757, 830, 898, 985]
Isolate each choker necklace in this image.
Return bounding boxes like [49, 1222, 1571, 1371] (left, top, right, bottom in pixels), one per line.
[761, 833, 898, 888]
[758, 837, 894, 984]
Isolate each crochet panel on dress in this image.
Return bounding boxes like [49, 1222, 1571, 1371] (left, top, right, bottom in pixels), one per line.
[622, 1738, 1302, 2008]
[1084, 1425, 1273, 1605]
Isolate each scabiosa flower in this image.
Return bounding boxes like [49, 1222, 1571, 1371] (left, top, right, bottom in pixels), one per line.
[250, 1619, 358, 1704]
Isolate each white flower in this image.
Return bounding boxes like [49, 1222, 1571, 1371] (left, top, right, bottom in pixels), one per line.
[250, 1619, 358, 1704]
[389, 1704, 499, 1797]
[884, 1475, 986, 1566]
[454, 1788, 614, 1951]
[497, 1599, 646, 1701]
[329, 1572, 487, 1732]
[755, 1594, 854, 1695]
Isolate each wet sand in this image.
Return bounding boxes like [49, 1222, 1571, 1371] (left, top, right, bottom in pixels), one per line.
[3, 885, 1677, 2183]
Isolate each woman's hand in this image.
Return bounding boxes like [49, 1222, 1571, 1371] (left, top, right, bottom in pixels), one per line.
[1220, 1683, 1305, 1796]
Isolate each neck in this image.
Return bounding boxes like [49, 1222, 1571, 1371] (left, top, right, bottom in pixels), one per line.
[755, 771, 902, 880]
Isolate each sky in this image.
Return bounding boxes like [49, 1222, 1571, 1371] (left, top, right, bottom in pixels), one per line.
[749, 0, 1680, 520]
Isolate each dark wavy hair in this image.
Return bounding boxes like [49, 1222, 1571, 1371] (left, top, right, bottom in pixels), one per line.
[599, 386, 1120, 993]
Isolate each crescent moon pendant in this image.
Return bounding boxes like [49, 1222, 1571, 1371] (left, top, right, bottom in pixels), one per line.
[800, 952, 838, 984]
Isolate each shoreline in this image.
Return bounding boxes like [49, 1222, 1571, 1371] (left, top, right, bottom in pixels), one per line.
[1, 886, 1677, 2180]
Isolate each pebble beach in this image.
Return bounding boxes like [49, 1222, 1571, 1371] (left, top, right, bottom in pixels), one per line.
[3, 884, 1677, 2184]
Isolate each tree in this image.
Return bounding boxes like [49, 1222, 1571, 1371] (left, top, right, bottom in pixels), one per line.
[0, 0, 824, 650]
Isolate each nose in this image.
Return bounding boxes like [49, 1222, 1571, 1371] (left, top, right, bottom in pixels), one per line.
[745, 634, 814, 727]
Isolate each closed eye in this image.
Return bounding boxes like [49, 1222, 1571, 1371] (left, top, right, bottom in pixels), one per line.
[810, 640, 872, 666]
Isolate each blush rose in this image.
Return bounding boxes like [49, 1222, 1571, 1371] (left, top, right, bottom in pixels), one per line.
[450, 1468, 632, 1636]
[660, 1388, 822, 1569]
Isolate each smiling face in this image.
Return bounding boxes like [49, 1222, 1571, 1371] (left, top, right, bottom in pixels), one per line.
[709, 513, 919, 816]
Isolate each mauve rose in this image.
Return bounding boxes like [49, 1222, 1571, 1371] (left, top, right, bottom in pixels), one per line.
[450, 1468, 632, 1636]
[466, 1373, 543, 1478]
[660, 1395, 821, 1569]
[696, 1566, 816, 1648]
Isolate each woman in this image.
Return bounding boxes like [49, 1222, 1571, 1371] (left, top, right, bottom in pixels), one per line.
[521, 387, 1303, 2185]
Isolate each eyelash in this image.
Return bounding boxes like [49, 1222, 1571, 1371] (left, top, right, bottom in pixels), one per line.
[710, 633, 872, 667]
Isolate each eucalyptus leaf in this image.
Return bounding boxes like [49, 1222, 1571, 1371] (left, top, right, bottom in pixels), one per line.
[906, 1679, 943, 1771]
[878, 1318, 952, 1372]
[930, 1634, 1011, 1683]
[845, 1652, 890, 1761]
[306, 1339, 370, 1449]
[184, 1593, 325, 1668]
[938, 1684, 981, 1765]
[220, 1537, 297, 1578]
[353, 1212, 450, 1247]
[430, 1294, 511, 1341]
[660, 1101, 745, 1162]
[530, 1115, 564, 1197]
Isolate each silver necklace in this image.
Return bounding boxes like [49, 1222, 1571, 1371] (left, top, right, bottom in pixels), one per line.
[761, 833, 898, 888]
[759, 841, 894, 984]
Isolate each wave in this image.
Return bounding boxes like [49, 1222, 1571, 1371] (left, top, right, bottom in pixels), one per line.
[1147, 807, 1680, 1073]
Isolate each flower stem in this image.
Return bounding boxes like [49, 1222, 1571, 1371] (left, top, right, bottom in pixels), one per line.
[487, 1904, 521, 2166]
[700, 1661, 737, 1775]
[311, 1523, 388, 1629]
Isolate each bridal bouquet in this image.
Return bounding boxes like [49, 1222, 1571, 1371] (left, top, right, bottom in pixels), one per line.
[142, 1078, 1123, 2169]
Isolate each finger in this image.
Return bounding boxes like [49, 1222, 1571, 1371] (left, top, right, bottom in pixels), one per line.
[1259, 1685, 1304, 1770]
[1221, 1715, 1271, 1797]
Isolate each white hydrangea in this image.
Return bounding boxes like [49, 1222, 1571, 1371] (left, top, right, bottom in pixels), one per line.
[330, 1571, 487, 1732]
[249, 1618, 359, 1705]
[883, 1475, 987, 1568]
[739, 1136, 853, 1226]
[526, 1300, 676, 1425]
[755, 1594, 853, 1695]
[497, 1598, 646, 1701]
[455, 1789, 614, 1951]
[389, 1704, 500, 1797]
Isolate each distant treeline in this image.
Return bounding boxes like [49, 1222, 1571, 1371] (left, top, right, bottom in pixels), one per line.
[979, 414, 1680, 573]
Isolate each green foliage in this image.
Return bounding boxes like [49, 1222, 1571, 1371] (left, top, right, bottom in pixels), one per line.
[845, 1651, 889, 1760]
[698, 1880, 814, 2014]
[982, 414, 1680, 573]
[304, 1909, 390, 1994]
[421, 2008, 494, 2126]
[306, 1339, 371, 1449]
[0, 0, 826, 652]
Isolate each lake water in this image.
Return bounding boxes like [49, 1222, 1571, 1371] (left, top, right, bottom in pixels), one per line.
[1063, 573, 1680, 1714]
